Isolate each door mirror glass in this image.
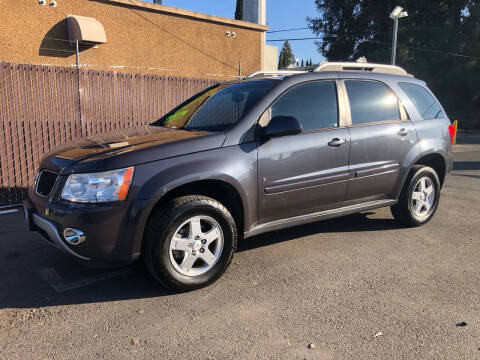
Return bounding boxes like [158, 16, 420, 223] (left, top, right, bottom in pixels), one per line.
[261, 116, 302, 138]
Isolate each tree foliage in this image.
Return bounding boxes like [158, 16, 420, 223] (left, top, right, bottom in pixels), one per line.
[278, 41, 296, 68]
[308, 0, 480, 130]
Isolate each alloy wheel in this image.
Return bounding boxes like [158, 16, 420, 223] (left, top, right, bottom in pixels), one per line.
[168, 216, 224, 276]
[411, 176, 436, 218]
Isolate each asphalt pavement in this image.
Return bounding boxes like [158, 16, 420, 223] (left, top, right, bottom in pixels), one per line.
[0, 134, 479, 359]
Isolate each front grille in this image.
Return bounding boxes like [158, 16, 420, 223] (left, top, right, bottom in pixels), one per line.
[35, 170, 58, 197]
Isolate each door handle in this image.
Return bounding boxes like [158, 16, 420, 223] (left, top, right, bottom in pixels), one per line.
[328, 138, 347, 147]
[397, 128, 412, 136]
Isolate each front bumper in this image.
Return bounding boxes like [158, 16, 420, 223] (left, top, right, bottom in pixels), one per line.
[24, 204, 90, 260]
[24, 190, 150, 264]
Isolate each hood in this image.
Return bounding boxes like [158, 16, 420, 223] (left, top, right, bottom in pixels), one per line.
[41, 125, 226, 174]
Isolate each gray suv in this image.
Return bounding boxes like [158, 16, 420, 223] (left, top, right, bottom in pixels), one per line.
[24, 62, 454, 291]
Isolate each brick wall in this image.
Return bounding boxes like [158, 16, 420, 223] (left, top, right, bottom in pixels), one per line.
[0, 0, 267, 79]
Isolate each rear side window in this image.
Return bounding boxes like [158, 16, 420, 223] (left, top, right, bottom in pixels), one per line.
[345, 80, 401, 125]
[398, 82, 446, 120]
[271, 81, 338, 131]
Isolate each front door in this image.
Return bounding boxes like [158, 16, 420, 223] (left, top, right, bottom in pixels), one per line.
[257, 80, 351, 224]
[341, 79, 419, 202]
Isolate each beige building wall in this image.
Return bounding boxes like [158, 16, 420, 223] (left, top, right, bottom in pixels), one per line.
[263, 45, 279, 71]
[0, 0, 268, 79]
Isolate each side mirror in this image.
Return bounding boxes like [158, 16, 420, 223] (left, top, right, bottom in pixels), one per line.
[261, 116, 302, 138]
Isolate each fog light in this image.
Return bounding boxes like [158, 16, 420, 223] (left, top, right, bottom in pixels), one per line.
[63, 228, 86, 245]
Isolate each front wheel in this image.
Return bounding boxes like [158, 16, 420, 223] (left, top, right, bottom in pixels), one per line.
[143, 196, 237, 291]
[391, 166, 441, 227]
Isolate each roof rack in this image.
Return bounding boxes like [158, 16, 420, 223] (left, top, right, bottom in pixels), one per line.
[246, 70, 307, 79]
[245, 62, 412, 79]
[313, 62, 412, 76]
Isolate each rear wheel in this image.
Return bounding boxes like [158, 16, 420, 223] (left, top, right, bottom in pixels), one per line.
[143, 195, 237, 291]
[391, 166, 441, 227]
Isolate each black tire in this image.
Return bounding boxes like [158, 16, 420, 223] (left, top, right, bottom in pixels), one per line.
[143, 195, 237, 291]
[391, 165, 441, 227]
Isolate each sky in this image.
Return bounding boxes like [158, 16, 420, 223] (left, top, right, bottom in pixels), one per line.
[144, 0, 325, 64]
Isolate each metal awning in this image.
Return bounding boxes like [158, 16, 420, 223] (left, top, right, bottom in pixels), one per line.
[67, 15, 107, 44]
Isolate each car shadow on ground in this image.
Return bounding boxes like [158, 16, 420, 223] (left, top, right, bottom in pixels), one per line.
[0, 211, 401, 310]
[238, 212, 401, 253]
[0, 211, 173, 310]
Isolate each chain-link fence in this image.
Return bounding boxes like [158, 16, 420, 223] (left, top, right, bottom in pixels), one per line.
[0, 61, 218, 205]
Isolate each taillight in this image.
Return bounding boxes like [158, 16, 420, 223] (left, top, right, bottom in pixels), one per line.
[448, 124, 456, 145]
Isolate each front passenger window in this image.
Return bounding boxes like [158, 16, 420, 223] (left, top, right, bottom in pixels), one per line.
[271, 81, 338, 131]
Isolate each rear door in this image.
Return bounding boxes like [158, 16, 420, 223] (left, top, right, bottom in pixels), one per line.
[257, 80, 351, 224]
[341, 79, 418, 202]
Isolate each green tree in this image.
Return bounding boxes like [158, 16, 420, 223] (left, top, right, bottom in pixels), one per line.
[278, 41, 296, 68]
[307, 0, 480, 130]
[235, 0, 243, 20]
[153, 0, 162, 4]
[278, 48, 285, 69]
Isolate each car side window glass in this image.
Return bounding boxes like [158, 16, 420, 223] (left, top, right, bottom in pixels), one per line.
[345, 80, 401, 125]
[271, 81, 338, 131]
[398, 82, 446, 120]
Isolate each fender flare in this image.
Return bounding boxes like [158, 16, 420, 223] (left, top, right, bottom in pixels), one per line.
[395, 149, 447, 198]
[129, 172, 249, 258]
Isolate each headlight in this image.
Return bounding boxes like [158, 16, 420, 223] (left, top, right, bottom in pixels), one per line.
[61, 167, 134, 203]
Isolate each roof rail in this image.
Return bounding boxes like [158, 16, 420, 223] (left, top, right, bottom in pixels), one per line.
[314, 62, 412, 76]
[246, 70, 307, 79]
[246, 62, 412, 80]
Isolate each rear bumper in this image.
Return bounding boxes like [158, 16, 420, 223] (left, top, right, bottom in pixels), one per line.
[447, 153, 454, 174]
[443, 148, 454, 187]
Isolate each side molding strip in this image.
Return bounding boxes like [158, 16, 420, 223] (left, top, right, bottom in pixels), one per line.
[244, 199, 397, 239]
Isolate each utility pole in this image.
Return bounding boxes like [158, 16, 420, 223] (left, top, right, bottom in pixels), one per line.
[391, 17, 398, 65]
[390, 6, 408, 65]
[75, 40, 80, 69]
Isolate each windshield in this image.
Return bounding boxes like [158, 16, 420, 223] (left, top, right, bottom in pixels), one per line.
[152, 80, 277, 132]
